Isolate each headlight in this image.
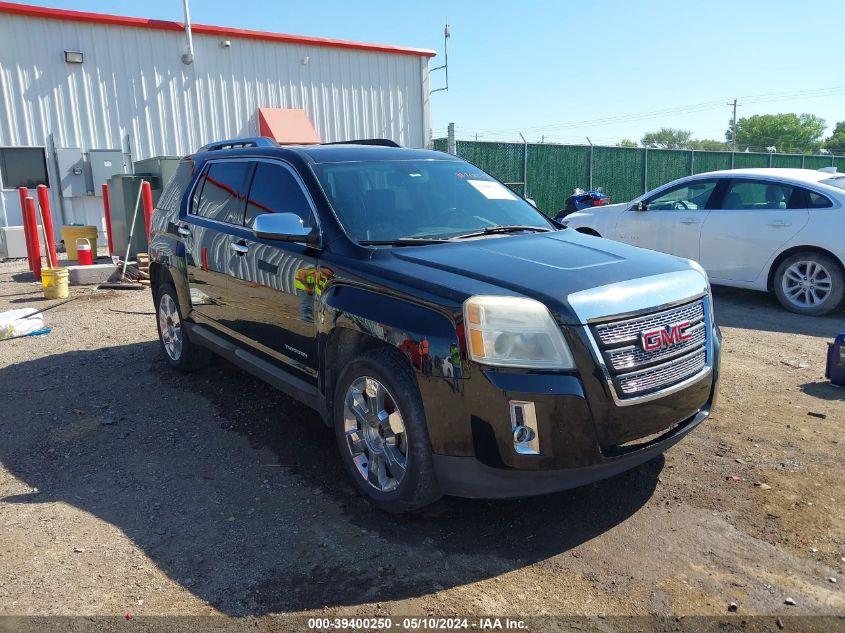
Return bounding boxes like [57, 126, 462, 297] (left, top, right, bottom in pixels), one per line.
[464, 296, 575, 369]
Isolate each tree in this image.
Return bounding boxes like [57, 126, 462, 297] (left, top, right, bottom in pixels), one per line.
[690, 139, 727, 151]
[824, 121, 845, 154]
[641, 128, 693, 149]
[731, 113, 826, 153]
[617, 139, 638, 148]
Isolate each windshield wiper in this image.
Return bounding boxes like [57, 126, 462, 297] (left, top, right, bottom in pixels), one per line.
[448, 225, 554, 240]
[358, 237, 452, 247]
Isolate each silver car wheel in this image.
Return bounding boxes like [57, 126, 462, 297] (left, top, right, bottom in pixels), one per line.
[158, 293, 183, 361]
[781, 260, 833, 309]
[343, 376, 407, 492]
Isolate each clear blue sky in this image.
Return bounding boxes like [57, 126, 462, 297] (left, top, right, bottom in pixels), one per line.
[44, 0, 845, 145]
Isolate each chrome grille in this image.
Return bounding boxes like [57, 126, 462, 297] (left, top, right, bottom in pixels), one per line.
[590, 298, 710, 399]
[607, 323, 706, 371]
[594, 301, 704, 346]
[617, 350, 707, 395]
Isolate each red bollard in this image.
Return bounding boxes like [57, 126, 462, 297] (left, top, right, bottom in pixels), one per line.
[102, 183, 115, 256]
[18, 187, 35, 271]
[36, 184, 58, 268]
[23, 197, 41, 280]
[141, 180, 154, 241]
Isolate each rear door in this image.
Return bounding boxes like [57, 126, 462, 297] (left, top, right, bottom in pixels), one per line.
[181, 159, 252, 326]
[614, 178, 720, 260]
[699, 178, 810, 282]
[226, 159, 323, 380]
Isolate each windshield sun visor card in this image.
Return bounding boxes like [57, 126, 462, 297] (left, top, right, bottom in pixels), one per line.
[467, 179, 518, 200]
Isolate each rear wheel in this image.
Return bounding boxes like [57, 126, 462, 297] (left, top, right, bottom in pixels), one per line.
[333, 348, 441, 513]
[155, 283, 212, 371]
[773, 252, 844, 316]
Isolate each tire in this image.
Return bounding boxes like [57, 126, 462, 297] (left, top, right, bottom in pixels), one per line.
[333, 347, 441, 513]
[155, 283, 212, 371]
[773, 252, 845, 316]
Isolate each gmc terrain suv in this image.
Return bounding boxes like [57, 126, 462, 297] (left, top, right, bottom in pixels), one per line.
[149, 137, 721, 513]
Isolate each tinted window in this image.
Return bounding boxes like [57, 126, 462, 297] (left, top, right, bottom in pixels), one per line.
[803, 189, 832, 209]
[0, 147, 49, 189]
[192, 161, 250, 224]
[244, 162, 313, 229]
[646, 180, 717, 210]
[312, 160, 551, 242]
[720, 180, 798, 210]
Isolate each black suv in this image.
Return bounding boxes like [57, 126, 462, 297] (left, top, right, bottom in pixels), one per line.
[149, 137, 721, 513]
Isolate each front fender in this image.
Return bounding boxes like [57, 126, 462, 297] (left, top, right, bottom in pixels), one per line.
[321, 284, 472, 456]
[149, 232, 191, 317]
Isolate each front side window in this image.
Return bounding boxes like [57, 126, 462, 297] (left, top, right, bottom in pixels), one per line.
[312, 160, 552, 242]
[0, 147, 49, 189]
[191, 161, 251, 224]
[720, 180, 797, 210]
[646, 180, 717, 211]
[244, 162, 314, 229]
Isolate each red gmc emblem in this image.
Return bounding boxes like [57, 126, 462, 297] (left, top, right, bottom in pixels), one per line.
[641, 321, 693, 352]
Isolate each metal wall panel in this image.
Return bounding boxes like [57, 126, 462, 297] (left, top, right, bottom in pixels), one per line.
[0, 12, 430, 232]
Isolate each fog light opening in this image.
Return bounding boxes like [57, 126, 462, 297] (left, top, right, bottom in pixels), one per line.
[510, 400, 540, 455]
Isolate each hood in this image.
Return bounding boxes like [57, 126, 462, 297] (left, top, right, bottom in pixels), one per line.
[384, 229, 702, 324]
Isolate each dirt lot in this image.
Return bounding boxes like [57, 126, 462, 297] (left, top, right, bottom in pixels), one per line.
[1, 257, 844, 625]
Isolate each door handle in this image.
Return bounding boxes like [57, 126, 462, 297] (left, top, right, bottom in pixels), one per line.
[177, 225, 192, 237]
[230, 241, 249, 255]
[768, 221, 791, 228]
[680, 218, 701, 225]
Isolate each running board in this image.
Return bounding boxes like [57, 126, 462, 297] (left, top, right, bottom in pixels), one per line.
[185, 322, 327, 420]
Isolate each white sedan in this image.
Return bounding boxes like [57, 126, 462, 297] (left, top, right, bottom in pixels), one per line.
[563, 168, 845, 316]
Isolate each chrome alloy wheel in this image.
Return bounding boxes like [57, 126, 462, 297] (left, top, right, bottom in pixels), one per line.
[343, 376, 407, 492]
[158, 293, 183, 361]
[781, 260, 834, 309]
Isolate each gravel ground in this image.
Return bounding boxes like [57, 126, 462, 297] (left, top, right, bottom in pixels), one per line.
[0, 257, 844, 626]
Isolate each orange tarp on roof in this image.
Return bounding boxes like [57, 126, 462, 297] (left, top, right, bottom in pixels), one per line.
[258, 108, 321, 145]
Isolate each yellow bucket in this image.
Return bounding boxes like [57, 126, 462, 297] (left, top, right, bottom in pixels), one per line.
[42, 266, 69, 300]
[62, 225, 98, 260]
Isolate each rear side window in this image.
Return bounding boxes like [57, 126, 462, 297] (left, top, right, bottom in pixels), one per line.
[720, 180, 800, 210]
[244, 162, 314, 229]
[157, 160, 194, 216]
[802, 189, 833, 208]
[191, 161, 251, 224]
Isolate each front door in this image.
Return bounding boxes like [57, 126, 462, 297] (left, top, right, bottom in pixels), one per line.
[699, 179, 810, 282]
[226, 159, 323, 380]
[615, 179, 719, 261]
[182, 159, 252, 326]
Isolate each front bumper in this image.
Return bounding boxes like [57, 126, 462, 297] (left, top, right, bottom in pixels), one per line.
[427, 325, 721, 499]
[434, 407, 708, 498]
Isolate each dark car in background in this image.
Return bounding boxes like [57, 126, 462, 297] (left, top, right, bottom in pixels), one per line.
[148, 137, 721, 513]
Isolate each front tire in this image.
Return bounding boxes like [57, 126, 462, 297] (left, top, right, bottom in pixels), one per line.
[155, 283, 212, 371]
[333, 348, 441, 513]
[773, 252, 844, 316]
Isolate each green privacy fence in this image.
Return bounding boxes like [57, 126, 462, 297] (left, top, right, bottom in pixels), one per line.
[431, 138, 845, 216]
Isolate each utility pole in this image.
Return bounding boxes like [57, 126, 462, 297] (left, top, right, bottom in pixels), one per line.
[447, 122, 456, 155]
[727, 98, 739, 152]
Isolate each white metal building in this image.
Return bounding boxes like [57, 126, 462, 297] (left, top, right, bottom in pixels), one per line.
[0, 1, 435, 241]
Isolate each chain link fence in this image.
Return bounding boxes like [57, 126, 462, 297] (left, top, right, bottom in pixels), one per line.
[431, 138, 845, 216]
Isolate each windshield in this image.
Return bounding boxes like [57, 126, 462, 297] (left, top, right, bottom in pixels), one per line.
[312, 160, 553, 242]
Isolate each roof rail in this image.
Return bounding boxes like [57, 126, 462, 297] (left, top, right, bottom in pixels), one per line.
[323, 139, 401, 148]
[198, 137, 279, 152]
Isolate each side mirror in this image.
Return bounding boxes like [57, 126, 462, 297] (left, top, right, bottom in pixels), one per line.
[632, 201, 647, 212]
[253, 212, 318, 244]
